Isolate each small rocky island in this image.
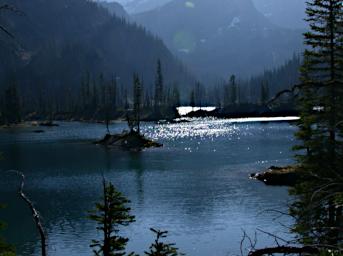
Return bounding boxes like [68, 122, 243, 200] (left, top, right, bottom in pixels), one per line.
[250, 166, 300, 186]
[95, 87, 162, 150]
[95, 131, 162, 150]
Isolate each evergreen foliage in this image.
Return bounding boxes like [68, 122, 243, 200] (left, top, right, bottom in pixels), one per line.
[229, 75, 237, 105]
[291, 0, 343, 247]
[132, 74, 142, 133]
[0, 0, 193, 116]
[89, 179, 135, 256]
[170, 85, 180, 108]
[260, 81, 270, 105]
[189, 90, 195, 110]
[154, 59, 164, 112]
[145, 229, 183, 256]
[241, 54, 301, 104]
[0, 205, 15, 256]
[1, 79, 20, 125]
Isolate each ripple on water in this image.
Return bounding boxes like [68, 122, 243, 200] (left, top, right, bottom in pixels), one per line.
[0, 118, 298, 256]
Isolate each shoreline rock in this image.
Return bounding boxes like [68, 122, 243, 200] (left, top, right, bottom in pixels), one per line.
[250, 166, 300, 186]
[95, 131, 162, 150]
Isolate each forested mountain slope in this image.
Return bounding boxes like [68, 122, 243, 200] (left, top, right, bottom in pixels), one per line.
[0, 0, 193, 98]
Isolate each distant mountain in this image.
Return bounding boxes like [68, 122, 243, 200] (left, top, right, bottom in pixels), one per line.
[134, 0, 304, 82]
[119, 0, 306, 29]
[252, 0, 306, 29]
[97, 1, 130, 20]
[0, 0, 193, 96]
[123, 0, 170, 14]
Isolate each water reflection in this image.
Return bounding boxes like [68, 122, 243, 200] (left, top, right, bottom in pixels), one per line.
[0, 119, 297, 256]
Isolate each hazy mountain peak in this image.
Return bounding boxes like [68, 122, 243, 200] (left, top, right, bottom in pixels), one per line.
[114, 0, 306, 29]
[96, 1, 129, 19]
[133, 0, 303, 81]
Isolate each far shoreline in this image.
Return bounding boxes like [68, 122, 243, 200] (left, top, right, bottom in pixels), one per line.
[0, 116, 300, 130]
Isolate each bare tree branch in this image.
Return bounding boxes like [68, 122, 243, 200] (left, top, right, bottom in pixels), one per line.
[267, 85, 300, 107]
[9, 171, 47, 256]
[266, 81, 325, 108]
[0, 24, 13, 38]
[255, 228, 290, 244]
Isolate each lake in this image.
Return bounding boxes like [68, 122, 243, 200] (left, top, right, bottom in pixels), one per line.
[0, 118, 297, 256]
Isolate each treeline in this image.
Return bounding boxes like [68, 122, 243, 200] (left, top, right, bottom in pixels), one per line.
[0, 54, 301, 124]
[0, 60, 183, 124]
[0, 0, 193, 109]
[184, 54, 301, 109]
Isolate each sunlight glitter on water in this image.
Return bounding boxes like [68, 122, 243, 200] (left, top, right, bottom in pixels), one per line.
[144, 117, 299, 140]
[144, 119, 237, 140]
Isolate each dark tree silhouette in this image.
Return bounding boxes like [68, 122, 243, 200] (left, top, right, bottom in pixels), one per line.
[154, 59, 164, 111]
[89, 179, 135, 256]
[145, 229, 184, 256]
[289, 0, 343, 247]
[2, 79, 21, 125]
[0, 205, 15, 256]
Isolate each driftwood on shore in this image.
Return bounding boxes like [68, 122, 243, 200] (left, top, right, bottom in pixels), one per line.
[250, 166, 300, 186]
[95, 131, 162, 150]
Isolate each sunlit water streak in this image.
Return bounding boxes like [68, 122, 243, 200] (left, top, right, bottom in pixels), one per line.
[0, 119, 298, 256]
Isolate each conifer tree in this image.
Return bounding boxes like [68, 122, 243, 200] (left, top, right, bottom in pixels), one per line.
[291, 0, 343, 247]
[92, 80, 98, 110]
[189, 90, 195, 111]
[171, 85, 181, 108]
[89, 179, 135, 256]
[0, 205, 15, 256]
[229, 75, 237, 105]
[99, 74, 106, 105]
[145, 229, 183, 256]
[3, 79, 21, 125]
[260, 81, 270, 105]
[110, 77, 117, 111]
[133, 74, 142, 134]
[223, 83, 230, 108]
[104, 85, 112, 135]
[154, 59, 164, 110]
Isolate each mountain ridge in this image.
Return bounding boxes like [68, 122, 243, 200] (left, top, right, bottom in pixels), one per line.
[134, 0, 303, 82]
[0, 0, 194, 95]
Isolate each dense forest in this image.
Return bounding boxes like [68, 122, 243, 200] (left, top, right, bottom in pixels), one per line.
[0, 0, 194, 123]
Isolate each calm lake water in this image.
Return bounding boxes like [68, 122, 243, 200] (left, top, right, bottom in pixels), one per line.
[0, 118, 297, 256]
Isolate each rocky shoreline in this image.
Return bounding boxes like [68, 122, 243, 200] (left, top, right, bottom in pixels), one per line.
[250, 166, 300, 186]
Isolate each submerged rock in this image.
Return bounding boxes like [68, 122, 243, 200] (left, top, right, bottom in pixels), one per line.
[95, 131, 162, 150]
[250, 166, 300, 186]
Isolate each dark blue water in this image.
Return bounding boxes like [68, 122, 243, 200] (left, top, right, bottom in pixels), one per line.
[0, 119, 297, 256]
